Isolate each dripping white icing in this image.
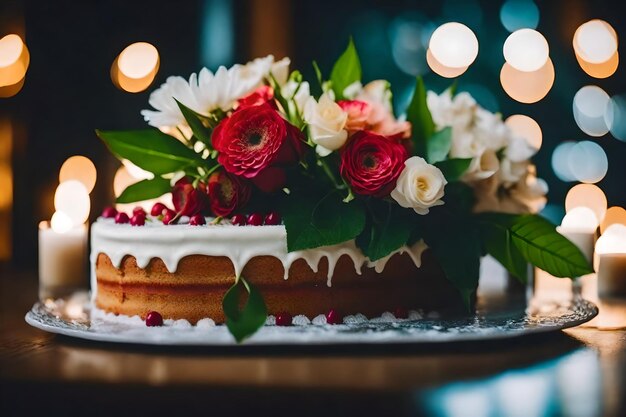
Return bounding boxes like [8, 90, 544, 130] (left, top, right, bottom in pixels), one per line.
[90, 217, 427, 301]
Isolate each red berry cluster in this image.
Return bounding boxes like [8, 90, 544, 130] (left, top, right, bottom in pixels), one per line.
[230, 212, 281, 226]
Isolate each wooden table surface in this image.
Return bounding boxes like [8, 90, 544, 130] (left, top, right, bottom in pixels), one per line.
[1, 268, 625, 417]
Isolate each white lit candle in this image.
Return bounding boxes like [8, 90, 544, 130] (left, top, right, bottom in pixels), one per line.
[38, 178, 91, 300]
[38, 214, 88, 300]
[595, 224, 626, 299]
[557, 206, 599, 262]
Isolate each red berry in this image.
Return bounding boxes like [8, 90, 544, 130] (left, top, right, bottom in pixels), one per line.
[133, 206, 146, 216]
[326, 309, 342, 325]
[145, 311, 163, 327]
[114, 212, 129, 224]
[231, 214, 247, 226]
[130, 213, 146, 226]
[393, 307, 408, 319]
[102, 206, 118, 218]
[264, 211, 281, 225]
[189, 214, 206, 226]
[162, 210, 177, 225]
[150, 202, 167, 217]
[247, 213, 263, 226]
[276, 312, 292, 326]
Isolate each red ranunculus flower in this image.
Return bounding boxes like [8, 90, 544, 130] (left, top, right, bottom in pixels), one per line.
[340, 131, 408, 197]
[207, 171, 251, 217]
[212, 103, 304, 179]
[237, 85, 275, 109]
[172, 177, 209, 216]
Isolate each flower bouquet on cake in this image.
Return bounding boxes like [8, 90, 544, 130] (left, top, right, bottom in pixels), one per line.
[95, 39, 593, 342]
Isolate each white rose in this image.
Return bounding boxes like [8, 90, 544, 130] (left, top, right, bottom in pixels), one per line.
[449, 129, 485, 159]
[391, 156, 447, 215]
[505, 131, 537, 162]
[499, 158, 528, 184]
[303, 93, 348, 156]
[473, 108, 509, 151]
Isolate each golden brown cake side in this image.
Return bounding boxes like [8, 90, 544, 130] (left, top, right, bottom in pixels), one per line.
[94, 250, 461, 323]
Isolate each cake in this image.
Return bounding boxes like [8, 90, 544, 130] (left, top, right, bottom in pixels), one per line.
[91, 217, 464, 324]
[92, 41, 591, 341]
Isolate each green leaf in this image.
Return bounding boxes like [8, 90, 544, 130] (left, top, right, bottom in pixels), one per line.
[477, 213, 594, 278]
[356, 201, 414, 261]
[96, 129, 203, 175]
[477, 213, 528, 282]
[330, 38, 361, 100]
[406, 76, 435, 158]
[449, 80, 458, 96]
[222, 276, 268, 343]
[175, 99, 213, 147]
[426, 127, 452, 163]
[281, 188, 366, 252]
[435, 158, 472, 181]
[422, 210, 481, 310]
[116, 177, 172, 204]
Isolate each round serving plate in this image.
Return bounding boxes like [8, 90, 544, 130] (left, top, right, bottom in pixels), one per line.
[24, 291, 598, 346]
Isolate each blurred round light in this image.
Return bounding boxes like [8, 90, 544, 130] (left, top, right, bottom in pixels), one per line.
[573, 20, 618, 64]
[573, 86, 610, 137]
[575, 50, 618, 79]
[500, 58, 554, 103]
[118, 42, 159, 79]
[500, 0, 539, 32]
[59, 155, 97, 193]
[601, 206, 626, 234]
[595, 224, 626, 255]
[503, 29, 549, 72]
[54, 180, 91, 226]
[551, 141, 577, 182]
[561, 206, 599, 232]
[428, 22, 478, 69]
[0, 77, 25, 98]
[0, 162, 12, 209]
[505, 114, 542, 150]
[426, 49, 468, 78]
[604, 94, 626, 142]
[567, 141, 608, 184]
[111, 42, 160, 93]
[565, 183, 607, 223]
[390, 15, 430, 76]
[0, 34, 30, 88]
[50, 211, 74, 234]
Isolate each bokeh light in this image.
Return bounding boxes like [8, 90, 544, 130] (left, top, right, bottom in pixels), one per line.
[595, 224, 626, 255]
[503, 29, 549, 72]
[604, 94, 626, 142]
[500, 0, 539, 32]
[565, 183, 607, 223]
[426, 49, 468, 78]
[50, 211, 74, 234]
[551, 141, 577, 182]
[500, 58, 554, 103]
[561, 206, 599, 232]
[573, 86, 610, 137]
[54, 180, 91, 226]
[601, 207, 626, 234]
[59, 155, 97, 193]
[567, 141, 608, 184]
[505, 114, 542, 150]
[573, 20, 618, 64]
[428, 22, 478, 69]
[575, 50, 618, 79]
[111, 42, 160, 93]
[389, 14, 430, 76]
[0, 34, 30, 87]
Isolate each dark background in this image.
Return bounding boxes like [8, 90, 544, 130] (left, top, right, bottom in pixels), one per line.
[0, 0, 625, 268]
